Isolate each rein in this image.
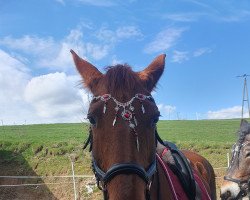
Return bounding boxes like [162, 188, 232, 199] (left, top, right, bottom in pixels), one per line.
[84, 93, 157, 200]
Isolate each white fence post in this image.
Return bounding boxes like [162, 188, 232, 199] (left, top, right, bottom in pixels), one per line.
[69, 155, 77, 200]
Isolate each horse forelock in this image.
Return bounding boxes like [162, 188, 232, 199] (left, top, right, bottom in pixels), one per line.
[238, 124, 250, 144]
[103, 64, 144, 99]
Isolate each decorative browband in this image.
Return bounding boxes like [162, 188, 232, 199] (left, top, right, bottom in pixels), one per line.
[92, 93, 153, 151]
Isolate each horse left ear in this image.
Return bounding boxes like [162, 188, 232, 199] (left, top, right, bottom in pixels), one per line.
[138, 54, 166, 92]
[70, 49, 103, 92]
[240, 119, 249, 130]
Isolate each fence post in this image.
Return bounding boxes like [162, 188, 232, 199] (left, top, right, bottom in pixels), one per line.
[69, 154, 77, 200]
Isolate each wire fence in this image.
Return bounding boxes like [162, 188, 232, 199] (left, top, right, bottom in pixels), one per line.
[0, 167, 97, 200]
[0, 159, 229, 200]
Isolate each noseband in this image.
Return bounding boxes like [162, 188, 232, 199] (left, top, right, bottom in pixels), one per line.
[92, 155, 156, 200]
[84, 93, 158, 200]
[224, 142, 250, 199]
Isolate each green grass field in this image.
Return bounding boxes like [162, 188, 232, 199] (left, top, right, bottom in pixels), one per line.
[0, 119, 242, 176]
[0, 119, 246, 199]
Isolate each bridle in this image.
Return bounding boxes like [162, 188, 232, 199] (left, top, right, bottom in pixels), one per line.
[224, 141, 250, 199]
[84, 131, 157, 200]
[84, 93, 158, 200]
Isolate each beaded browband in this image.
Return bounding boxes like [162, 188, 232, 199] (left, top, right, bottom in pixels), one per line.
[92, 93, 153, 151]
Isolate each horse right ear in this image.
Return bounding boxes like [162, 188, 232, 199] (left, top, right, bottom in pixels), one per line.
[70, 50, 103, 92]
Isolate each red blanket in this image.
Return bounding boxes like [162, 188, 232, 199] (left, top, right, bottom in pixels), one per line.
[156, 154, 211, 200]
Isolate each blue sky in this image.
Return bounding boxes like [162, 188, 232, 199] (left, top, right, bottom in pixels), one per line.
[1, 0, 250, 124]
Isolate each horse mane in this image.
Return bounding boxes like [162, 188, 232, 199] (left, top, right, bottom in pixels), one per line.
[103, 64, 143, 98]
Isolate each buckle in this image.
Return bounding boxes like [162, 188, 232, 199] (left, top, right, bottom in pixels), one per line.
[97, 180, 107, 191]
[146, 181, 152, 191]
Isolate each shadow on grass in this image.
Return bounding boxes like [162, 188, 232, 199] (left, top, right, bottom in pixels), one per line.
[0, 150, 58, 200]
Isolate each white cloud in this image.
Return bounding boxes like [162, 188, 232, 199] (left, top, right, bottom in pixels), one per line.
[0, 28, 105, 70]
[207, 106, 249, 119]
[162, 1, 250, 23]
[0, 49, 34, 125]
[95, 27, 117, 43]
[83, 25, 142, 60]
[116, 26, 143, 39]
[184, 0, 214, 10]
[0, 35, 55, 56]
[111, 55, 123, 65]
[96, 25, 142, 43]
[24, 72, 89, 121]
[0, 25, 142, 70]
[0, 49, 30, 101]
[217, 10, 250, 22]
[0, 49, 90, 124]
[55, 0, 65, 5]
[57, 0, 137, 7]
[32, 28, 86, 70]
[170, 47, 212, 63]
[163, 13, 201, 22]
[157, 104, 176, 119]
[85, 43, 110, 60]
[144, 28, 186, 54]
[76, 0, 117, 7]
[0, 29, 89, 70]
[171, 50, 189, 63]
[193, 47, 212, 57]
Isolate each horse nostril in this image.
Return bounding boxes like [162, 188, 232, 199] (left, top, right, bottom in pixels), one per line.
[226, 191, 232, 200]
[220, 190, 231, 200]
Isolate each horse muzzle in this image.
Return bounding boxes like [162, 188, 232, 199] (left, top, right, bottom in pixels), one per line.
[220, 179, 250, 200]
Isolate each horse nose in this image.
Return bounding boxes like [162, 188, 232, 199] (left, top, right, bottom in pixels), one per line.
[220, 190, 232, 200]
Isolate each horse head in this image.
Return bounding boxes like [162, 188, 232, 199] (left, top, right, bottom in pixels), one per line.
[220, 119, 250, 200]
[71, 50, 166, 200]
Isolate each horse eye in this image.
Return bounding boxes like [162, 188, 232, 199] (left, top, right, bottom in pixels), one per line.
[245, 152, 250, 158]
[87, 115, 96, 125]
[152, 116, 159, 124]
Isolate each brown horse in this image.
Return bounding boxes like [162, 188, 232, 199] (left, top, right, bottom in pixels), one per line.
[220, 119, 250, 200]
[71, 50, 216, 200]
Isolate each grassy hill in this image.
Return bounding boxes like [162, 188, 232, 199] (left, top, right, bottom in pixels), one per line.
[0, 119, 242, 175]
[0, 119, 245, 199]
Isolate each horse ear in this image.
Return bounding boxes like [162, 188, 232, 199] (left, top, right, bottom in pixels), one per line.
[70, 50, 103, 92]
[240, 119, 249, 130]
[138, 54, 166, 92]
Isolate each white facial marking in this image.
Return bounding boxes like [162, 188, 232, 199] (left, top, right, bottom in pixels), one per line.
[220, 182, 240, 198]
[242, 196, 249, 200]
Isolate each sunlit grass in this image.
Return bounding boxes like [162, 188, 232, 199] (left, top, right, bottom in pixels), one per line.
[0, 119, 242, 175]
